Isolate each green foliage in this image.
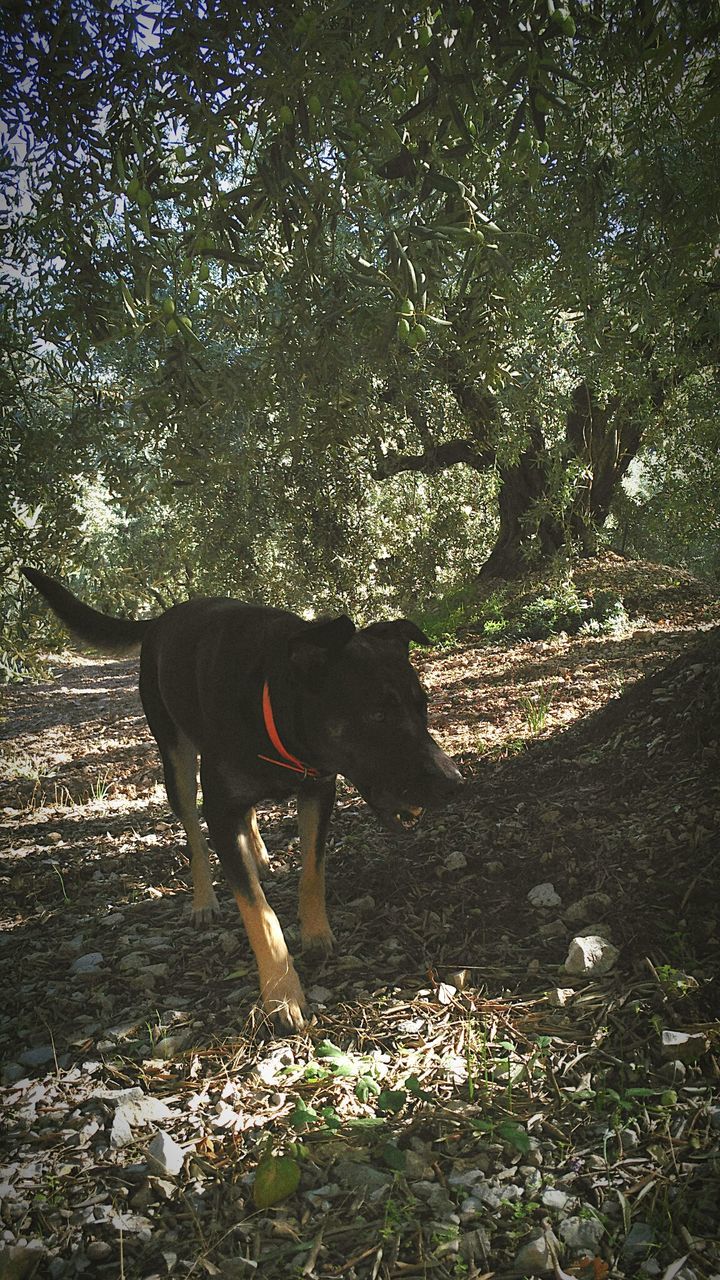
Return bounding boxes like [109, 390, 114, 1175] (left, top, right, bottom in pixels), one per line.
[416, 577, 630, 646]
[1, 1, 718, 608]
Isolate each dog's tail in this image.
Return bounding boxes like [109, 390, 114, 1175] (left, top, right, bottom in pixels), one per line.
[21, 566, 151, 656]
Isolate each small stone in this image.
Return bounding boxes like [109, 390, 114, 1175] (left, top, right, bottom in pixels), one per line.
[403, 1150, 434, 1179]
[18, 1045, 55, 1068]
[538, 918, 567, 940]
[541, 1186, 571, 1211]
[70, 952, 104, 976]
[86, 1241, 112, 1262]
[473, 1184, 502, 1210]
[335, 1161, 392, 1194]
[548, 987, 575, 1006]
[45, 832, 63, 844]
[444, 851, 467, 872]
[1, 1063, 26, 1085]
[708, 1105, 720, 1130]
[660, 1058, 687, 1083]
[564, 934, 619, 977]
[146, 1130, 186, 1178]
[153, 1034, 188, 1060]
[348, 894, 375, 917]
[527, 882, 562, 909]
[307, 984, 333, 1004]
[413, 1181, 454, 1216]
[564, 891, 612, 923]
[460, 1196, 482, 1220]
[660, 1030, 708, 1062]
[559, 1214, 604, 1251]
[621, 1221, 656, 1262]
[640, 1261, 662, 1277]
[513, 1230, 560, 1275]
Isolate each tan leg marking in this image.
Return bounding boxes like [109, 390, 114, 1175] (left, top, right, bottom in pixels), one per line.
[234, 829, 305, 1031]
[167, 738, 220, 926]
[248, 807, 270, 875]
[298, 791, 335, 957]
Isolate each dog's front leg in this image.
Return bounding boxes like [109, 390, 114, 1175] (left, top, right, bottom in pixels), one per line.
[201, 762, 306, 1033]
[298, 777, 337, 958]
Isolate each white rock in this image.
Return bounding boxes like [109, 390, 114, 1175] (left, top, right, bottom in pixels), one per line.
[528, 882, 562, 909]
[660, 1030, 708, 1062]
[254, 1047, 294, 1085]
[146, 1130, 186, 1178]
[541, 1186, 572, 1211]
[548, 987, 575, 1006]
[109, 1087, 175, 1148]
[565, 935, 619, 976]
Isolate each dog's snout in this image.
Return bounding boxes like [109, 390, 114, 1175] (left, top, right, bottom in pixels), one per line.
[421, 748, 463, 805]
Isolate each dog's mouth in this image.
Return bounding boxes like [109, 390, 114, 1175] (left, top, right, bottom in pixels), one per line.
[383, 804, 425, 833]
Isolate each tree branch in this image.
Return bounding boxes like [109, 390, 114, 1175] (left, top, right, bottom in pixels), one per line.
[373, 438, 496, 480]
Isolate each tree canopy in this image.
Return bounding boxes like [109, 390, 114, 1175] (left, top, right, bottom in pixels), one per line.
[2, 1, 719, 629]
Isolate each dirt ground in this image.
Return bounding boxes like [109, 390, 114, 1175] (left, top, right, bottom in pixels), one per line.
[1, 555, 718, 1280]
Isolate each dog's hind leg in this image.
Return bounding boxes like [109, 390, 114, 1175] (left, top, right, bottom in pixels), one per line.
[162, 733, 221, 927]
[140, 659, 220, 927]
[298, 778, 337, 958]
[200, 759, 305, 1032]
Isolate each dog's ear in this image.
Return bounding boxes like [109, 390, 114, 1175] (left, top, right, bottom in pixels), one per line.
[289, 615, 356, 673]
[362, 619, 432, 652]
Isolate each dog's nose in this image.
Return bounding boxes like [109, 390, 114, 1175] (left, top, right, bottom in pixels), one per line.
[424, 754, 464, 805]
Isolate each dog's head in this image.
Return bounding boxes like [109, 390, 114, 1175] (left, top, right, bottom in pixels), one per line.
[288, 616, 463, 829]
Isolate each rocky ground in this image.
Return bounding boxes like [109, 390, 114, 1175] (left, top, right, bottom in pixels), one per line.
[1, 556, 719, 1280]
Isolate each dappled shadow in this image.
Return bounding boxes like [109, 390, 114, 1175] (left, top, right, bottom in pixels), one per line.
[0, 655, 142, 740]
[2, 624, 718, 1279]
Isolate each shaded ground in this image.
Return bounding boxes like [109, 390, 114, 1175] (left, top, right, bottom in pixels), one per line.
[1, 556, 719, 1280]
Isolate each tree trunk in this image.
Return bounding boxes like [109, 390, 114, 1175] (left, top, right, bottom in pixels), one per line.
[374, 374, 654, 582]
[478, 423, 564, 580]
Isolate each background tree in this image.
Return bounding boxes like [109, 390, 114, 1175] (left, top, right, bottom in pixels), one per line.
[1, 0, 718, 628]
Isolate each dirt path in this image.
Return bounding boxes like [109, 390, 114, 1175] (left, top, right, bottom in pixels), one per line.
[1, 560, 719, 1280]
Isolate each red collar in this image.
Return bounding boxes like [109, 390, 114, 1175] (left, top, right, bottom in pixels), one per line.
[258, 680, 320, 778]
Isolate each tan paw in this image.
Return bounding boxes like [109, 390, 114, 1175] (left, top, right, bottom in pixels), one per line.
[191, 887, 221, 928]
[261, 964, 307, 1034]
[301, 925, 336, 960]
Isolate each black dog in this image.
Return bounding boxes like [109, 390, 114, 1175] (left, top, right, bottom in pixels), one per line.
[22, 567, 462, 1030]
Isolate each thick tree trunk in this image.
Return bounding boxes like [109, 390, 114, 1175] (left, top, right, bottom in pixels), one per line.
[478, 423, 563, 580]
[374, 373, 654, 583]
[564, 380, 647, 558]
